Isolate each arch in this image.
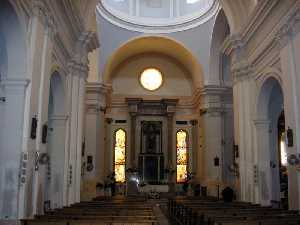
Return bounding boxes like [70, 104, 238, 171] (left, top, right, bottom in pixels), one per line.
[103, 36, 204, 88]
[255, 76, 285, 206]
[257, 77, 284, 120]
[209, 9, 231, 85]
[49, 72, 65, 116]
[0, 0, 26, 79]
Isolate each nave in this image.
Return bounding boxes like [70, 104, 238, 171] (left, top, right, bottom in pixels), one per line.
[22, 196, 300, 225]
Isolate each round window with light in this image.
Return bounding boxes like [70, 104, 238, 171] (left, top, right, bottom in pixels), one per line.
[140, 68, 163, 91]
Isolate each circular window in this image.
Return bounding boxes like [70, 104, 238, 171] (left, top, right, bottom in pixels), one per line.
[140, 68, 163, 91]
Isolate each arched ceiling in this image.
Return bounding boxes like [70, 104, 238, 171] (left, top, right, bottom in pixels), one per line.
[75, 0, 258, 34]
[102, 36, 204, 87]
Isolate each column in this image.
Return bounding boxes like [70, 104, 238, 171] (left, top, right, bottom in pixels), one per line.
[223, 35, 256, 202]
[130, 113, 137, 167]
[32, 18, 55, 216]
[201, 108, 223, 197]
[67, 61, 88, 205]
[190, 120, 199, 177]
[276, 16, 300, 209]
[83, 83, 109, 200]
[0, 79, 29, 220]
[167, 113, 175, 186]
[254, 120, 271, 205]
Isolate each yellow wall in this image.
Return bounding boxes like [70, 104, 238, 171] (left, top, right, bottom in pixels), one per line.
[111, 53, 193, 97]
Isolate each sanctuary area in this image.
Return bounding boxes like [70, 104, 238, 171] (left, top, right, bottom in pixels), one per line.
[1, 0, 300, 225]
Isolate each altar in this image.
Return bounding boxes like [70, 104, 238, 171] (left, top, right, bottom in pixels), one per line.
[139, 184, 169, 193]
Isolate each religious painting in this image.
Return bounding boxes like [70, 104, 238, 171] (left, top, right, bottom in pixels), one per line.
[176, 130, 188, 183]
[141, 121, 162, 154]
[114, 129, 126, 182]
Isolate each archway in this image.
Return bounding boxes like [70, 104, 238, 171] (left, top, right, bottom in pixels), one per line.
[45, 72, 66, 209]
[103, 36, 204, 89]
[256, 77, 286, 207]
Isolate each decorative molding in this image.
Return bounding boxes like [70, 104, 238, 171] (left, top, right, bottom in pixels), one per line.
[126, 98, 178, 116]
[1, 78, 30, 89]
[85, 82, 111, 114]
[232, 61, 254, 83]
[96, 0, 220, 34]
[220, 35, 244, 56]
[275, 8, 300, 49]
[68, 60, 89, 78]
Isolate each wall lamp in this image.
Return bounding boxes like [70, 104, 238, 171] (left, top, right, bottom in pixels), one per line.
[0, 97, 5, 102]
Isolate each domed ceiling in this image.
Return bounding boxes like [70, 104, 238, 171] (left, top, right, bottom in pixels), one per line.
[97, 0, 219, 33]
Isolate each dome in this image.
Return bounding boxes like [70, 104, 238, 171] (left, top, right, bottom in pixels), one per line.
[97, 0, 219, 33]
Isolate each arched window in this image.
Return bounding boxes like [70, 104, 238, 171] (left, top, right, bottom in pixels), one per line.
[176, 130, 188, 183]
[114, 129, 126, 183]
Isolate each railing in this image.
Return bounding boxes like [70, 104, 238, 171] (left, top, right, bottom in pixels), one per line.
[168, 199, 212, 225]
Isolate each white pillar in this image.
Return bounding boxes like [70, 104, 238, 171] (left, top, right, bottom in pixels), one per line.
[0, 79, 29, 219]
[67, 62, 88, 205]
[277, 19, 300, 209]
[254, 120, 272, 205]
[32, 22, 54, 216]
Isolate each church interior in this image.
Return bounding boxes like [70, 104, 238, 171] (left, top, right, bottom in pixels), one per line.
[1, 0, 300, 224]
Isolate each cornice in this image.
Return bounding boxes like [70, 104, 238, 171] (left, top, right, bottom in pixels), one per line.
[199, 85, 231, 96]
[86, 82, 112, 94]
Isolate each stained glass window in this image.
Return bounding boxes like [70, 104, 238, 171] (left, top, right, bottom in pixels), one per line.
[114, 129, 126, 182]
[176, 130, 188, 183]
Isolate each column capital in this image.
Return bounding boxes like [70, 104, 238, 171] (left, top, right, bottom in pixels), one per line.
[232, 61, 254, 84]
[78, 32, 99, 53]
[68, 60, 89, 79]
[86, 82, 111, 114]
